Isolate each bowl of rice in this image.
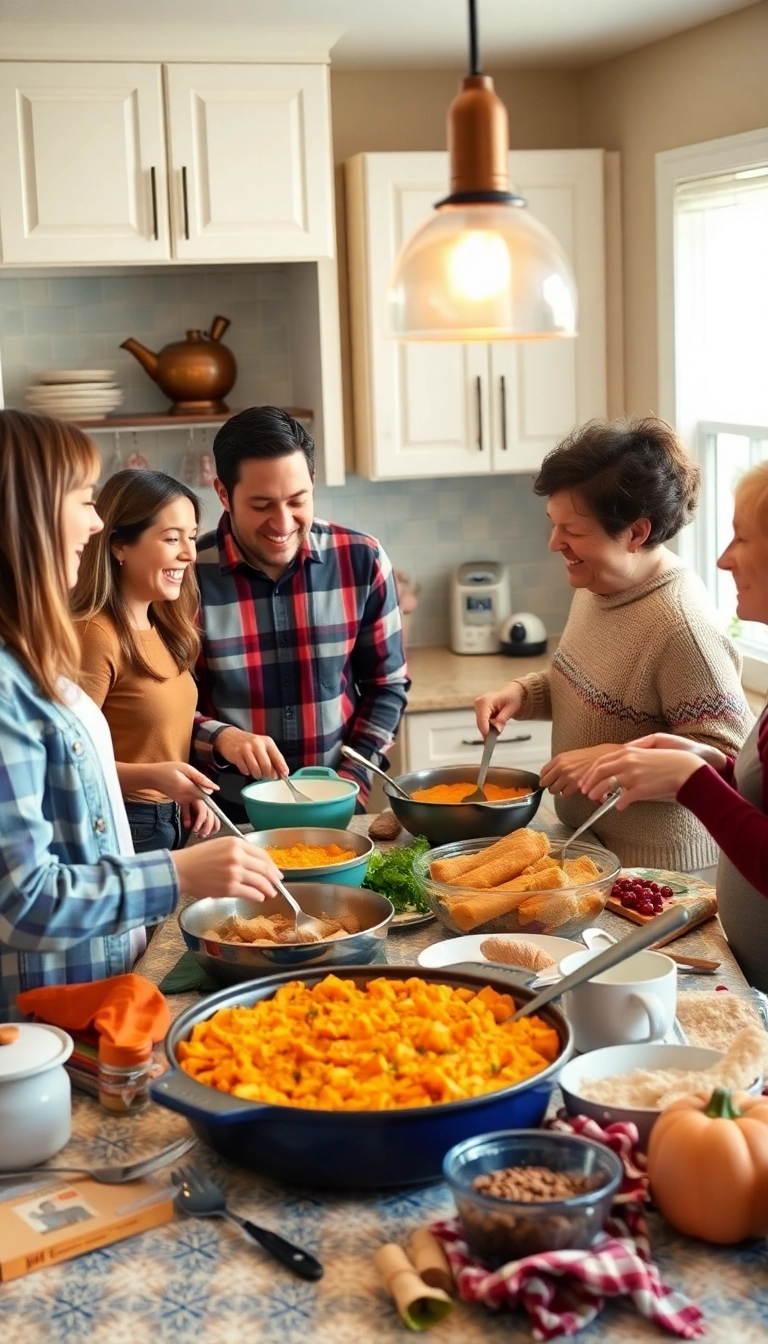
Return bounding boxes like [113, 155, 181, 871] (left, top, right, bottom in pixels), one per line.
[558, 1030, 768, 1147]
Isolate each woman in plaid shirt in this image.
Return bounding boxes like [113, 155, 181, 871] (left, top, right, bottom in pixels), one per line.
[0, 411, 281, 1012]
[193, 407, 410, 819]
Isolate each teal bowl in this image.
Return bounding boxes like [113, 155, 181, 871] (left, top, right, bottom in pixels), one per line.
[245, 827, 373, 886]
[240, 766, 359, 831]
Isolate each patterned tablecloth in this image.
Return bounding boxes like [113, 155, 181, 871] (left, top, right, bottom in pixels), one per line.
[1, 810, 767, 1344]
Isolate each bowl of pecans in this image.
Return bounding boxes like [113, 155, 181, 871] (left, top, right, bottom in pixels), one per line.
[443, 1129, 623, 1266]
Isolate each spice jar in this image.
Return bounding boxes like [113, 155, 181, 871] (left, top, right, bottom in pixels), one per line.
[98, 1038, 153, 1114]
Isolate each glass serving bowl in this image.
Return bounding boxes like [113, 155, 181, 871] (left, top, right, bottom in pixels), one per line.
[413, 836, 620, 939]
[443, 1128, 623, 1266]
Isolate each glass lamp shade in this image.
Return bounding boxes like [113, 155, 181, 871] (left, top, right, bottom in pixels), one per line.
[387, 202, 578, 341]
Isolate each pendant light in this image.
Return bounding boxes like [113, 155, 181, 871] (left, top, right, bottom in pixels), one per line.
[387, 0, 578, 342]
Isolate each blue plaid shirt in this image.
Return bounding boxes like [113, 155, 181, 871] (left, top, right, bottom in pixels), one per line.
[0, 644, 178, 1013]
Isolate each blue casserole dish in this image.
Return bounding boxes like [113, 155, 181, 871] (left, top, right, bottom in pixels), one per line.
[149, 964, 572, 1189]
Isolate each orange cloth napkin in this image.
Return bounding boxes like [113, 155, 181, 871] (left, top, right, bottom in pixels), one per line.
[16, 974, 170, 1064]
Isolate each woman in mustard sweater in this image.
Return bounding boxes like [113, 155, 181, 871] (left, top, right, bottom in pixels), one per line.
[71, 469, 220, 853]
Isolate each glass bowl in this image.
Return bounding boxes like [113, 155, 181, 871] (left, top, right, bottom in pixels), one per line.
[413, 836, 620, 939]
[443, 1129, 623, 1266]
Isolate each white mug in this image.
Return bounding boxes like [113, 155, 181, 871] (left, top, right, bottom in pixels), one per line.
[558, 947, 678, 1053]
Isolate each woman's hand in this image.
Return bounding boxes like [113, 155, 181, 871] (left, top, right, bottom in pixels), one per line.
[215, 726, 289, 779]
[475, 681, 526, 737]
[171, 838, 282, 904]
[579, 742, 709, 808]
[180, 797, 220, 838]
[148, 761, 221, 805]
[619, 732, 729, 771]
[539, 745, 621, 797]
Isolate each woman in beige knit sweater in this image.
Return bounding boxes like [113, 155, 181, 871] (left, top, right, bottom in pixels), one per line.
[475, 418, 753, 871]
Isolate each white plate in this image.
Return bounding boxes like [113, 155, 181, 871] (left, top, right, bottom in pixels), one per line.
[417, 931, 584, 969]
[37, 369, 116, 384]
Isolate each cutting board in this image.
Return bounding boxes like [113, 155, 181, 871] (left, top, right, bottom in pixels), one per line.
[606, 868, 718, 946]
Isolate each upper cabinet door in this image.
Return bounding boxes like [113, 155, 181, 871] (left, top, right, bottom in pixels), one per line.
[165, 64, 334, 261]
[0, 63, 170, 264]
[489, 151, 607, 473]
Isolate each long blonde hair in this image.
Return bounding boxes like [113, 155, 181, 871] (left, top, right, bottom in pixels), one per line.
[0, 410, 100, 700]
[71, 469, 201, 679]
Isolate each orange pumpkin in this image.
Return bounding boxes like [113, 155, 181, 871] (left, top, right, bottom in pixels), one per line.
[647, 1085, 768, 1244]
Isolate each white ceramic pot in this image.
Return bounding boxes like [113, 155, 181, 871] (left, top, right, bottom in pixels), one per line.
[0, 1023, 74, 1169]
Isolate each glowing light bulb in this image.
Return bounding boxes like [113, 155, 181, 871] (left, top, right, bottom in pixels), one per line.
[448, 231, 511, 302]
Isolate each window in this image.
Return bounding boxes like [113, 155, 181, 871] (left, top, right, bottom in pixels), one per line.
[657, 128, 768, 689]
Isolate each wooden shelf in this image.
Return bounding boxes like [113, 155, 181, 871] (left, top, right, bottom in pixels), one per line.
[73, 407, 313, 433]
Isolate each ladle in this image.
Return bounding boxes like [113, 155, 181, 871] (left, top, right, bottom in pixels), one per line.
[508, 904, 690, 1022]
[461, 725, 500, 802]
[340, 744, 411, 800]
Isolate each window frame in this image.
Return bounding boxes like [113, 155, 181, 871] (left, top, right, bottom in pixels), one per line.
[656, 126, 768, 688]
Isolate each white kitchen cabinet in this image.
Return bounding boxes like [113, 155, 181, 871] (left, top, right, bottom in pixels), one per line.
[345, 150, 608, 480]
[402, 710, 552, 776]
[0, 63, 171, 264]
[164, 65, 333, 262]
[0, 62, 334, 265]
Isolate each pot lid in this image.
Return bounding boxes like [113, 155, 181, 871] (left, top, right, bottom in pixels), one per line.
[0, 1023, 73, 1082]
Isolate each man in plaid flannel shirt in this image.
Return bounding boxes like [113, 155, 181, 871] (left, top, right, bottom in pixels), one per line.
[192, 407, 410, 817]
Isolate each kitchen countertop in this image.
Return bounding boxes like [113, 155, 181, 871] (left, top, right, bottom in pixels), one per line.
[2, 809, 765, 1344]
[404, 643, 554, 714]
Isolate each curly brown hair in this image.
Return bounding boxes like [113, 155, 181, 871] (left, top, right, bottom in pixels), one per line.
[533, 417, 701, 545]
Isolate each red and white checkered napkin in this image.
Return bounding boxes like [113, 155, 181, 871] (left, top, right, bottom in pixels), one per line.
[430, 1114, 705, 1341]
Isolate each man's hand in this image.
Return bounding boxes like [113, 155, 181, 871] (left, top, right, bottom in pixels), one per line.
[171, 838, 283, 903]
[215, 726, 289, 779]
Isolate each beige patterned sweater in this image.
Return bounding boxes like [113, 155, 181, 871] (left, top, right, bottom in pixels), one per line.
[515, 564, 754, 870]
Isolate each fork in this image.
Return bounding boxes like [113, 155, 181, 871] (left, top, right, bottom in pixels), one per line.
[0, 1134, 197, 1185]
[172, 1163, 323, 1281]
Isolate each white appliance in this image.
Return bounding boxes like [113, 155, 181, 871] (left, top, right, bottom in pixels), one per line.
[449, 562, 511, 655]
[499, 612, 548, 657]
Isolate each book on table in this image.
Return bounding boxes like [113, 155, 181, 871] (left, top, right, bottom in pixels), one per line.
[0, 1174, 174, 1281]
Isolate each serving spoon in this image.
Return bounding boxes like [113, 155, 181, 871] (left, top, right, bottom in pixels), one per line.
[461, 725, 500, 802]
[340, 744, 411, 800]
[553, 788, 622, 862]
[281, 774, 313, 803]
[193, 785, 329, 939]
[508, 903, 690, 1022]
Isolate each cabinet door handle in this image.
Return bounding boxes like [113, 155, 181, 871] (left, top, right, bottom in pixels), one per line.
[500, 374, 508, 451]
[181, 165, 190, 241]
[476, 375, 483, 450]
[150, 166, 159, 241]
[461, 734, 533, 746]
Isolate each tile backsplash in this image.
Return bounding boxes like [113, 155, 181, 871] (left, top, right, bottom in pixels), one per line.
[0, 268, 571, 647]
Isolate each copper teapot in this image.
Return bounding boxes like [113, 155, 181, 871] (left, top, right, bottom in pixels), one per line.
[120, 315, 237, 416]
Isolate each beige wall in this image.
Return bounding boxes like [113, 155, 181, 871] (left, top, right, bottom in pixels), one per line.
[577, 0, 768, 417]
[330, 2, 768, 448]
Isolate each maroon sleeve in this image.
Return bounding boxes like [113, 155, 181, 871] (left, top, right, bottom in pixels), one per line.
[676, 721, 768, 895]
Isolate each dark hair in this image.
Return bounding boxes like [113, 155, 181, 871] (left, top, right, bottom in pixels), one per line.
[212, 406, 315, 496]
[71, 469, 201, 678]
[533, 417, 701, 545]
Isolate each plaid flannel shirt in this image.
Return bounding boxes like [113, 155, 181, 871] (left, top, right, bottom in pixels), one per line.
[193, 514, 410, 804]
[0, 645, 178, 1012]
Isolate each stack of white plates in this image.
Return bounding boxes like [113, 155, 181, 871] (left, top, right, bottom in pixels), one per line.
[26, 370, 123, 422]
